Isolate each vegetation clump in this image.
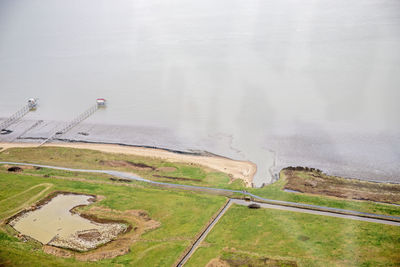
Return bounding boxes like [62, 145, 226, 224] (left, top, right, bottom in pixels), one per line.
[7, 166, 23, 172]
[109, 177, 131, 183]
[282, 167, 400, 204]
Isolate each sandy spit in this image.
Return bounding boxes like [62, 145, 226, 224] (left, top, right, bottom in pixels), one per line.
[0, 142, 257, 187]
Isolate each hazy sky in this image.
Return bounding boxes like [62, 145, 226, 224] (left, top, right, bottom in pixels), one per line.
[1, 0, 399, 133]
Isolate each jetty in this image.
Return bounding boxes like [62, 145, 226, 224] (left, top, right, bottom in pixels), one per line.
[0, 99, 38, 132]
[39, 99, 106, 146]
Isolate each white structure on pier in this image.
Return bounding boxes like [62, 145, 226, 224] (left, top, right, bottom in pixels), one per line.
[0, 98, 38, 130]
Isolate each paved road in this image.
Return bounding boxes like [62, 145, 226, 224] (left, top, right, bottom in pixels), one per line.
[1, 161, 400, 224]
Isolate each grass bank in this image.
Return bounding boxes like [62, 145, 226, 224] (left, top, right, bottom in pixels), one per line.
[250, 170, 400, 217]
[282, 167, 400, 204]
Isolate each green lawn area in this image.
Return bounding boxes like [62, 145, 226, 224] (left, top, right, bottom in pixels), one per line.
[0, 171, 226, 266]
[186, 204, 400, 267]
[0, 146, 245, 190]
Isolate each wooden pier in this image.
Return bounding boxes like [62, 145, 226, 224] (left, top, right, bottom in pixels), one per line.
[39, 99, 106, 146]
[0, 99, 38, 131]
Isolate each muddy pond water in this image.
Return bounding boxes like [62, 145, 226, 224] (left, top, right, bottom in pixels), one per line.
[9, 194, 127, 251]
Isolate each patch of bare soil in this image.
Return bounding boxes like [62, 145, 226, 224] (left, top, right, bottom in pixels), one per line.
[156, 166, 177, 172]
[226, 257, 297, 267]
[283, 167, 400, 204]
[217, 252, 298, 267]
[206, 258, 231, 267]
[43, 245, 74, 258]
[99, 160, 155, 171]
[152, 174, 199, 182]
[43, 206, 161, 261]
[78, 230, 101, 241]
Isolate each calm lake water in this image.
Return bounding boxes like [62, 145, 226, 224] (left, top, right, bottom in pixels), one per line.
[1, 0, 399, 185]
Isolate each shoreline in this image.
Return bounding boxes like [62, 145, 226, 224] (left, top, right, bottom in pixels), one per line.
[0, 142, 257, 187]
[1, 118, 399, 185]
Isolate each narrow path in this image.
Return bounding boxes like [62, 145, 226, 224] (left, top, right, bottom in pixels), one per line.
[1, 161, 399, 224]
[0, 183, 53, 220]
[0, 183, 52, 204]
[176, 200, 233, 267]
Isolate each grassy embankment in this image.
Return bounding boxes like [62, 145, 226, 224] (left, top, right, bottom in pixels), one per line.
[250, 169, 400, 217]
[186, 204, 400, 267]
[282, 167, 400, 203]
[1, 146, 400, 217]
[0, 170, 226, 266]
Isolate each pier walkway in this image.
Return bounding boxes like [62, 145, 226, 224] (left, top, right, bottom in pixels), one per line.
[0, 100, 37, 131]
[39, 104, 99, 146]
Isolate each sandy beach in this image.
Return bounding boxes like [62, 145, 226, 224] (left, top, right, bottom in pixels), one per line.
[0, 142, 257, 187]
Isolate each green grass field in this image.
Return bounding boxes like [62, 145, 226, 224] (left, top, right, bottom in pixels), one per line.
[186, 204, 400, 267]
[1, 146, 399, 218]
[0, 146, 245, 189]
[0, 171, 226, 266]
